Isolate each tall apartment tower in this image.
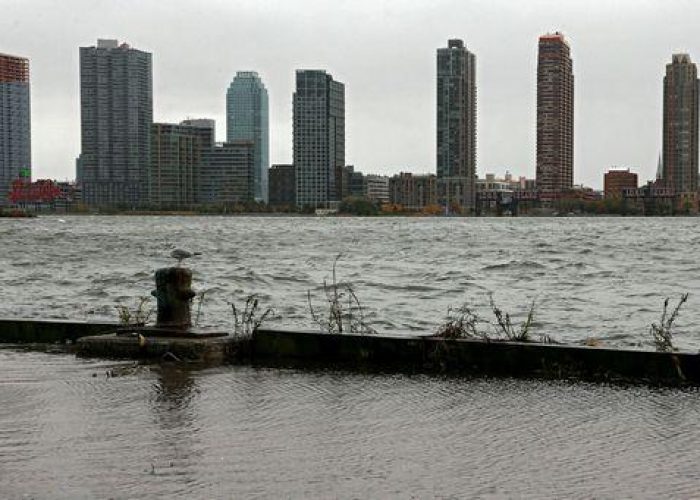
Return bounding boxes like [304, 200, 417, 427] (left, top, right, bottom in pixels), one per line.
[226, 72, 269, 203]
[436, 39, 476, 213]
[78, 39, 153, 207]
[293, 70, 344, 208]
[536, 33, 574, 198]
[150, 121, 214, 209]
[662, 53, 699, 194]
[0, 53, 31, 206]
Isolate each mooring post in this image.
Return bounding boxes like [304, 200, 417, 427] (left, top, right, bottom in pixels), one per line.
[151, 267, 196, 331]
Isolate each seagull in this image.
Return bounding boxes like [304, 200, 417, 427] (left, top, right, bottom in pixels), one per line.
[170, 249, 201, 266]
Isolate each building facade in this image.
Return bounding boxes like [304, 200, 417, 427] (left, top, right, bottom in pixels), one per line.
[389, 172, 437, 211]
[226, 72, 269, 203]
[662, 54, 699, 194]
[604, 168, 638, 199]
[268, 164, 295, 207]
[151, 122, 212, 209]
[78, 39, 153, 208]
[199, 141, 255, 206]
[181, 118, 215, 148]
[0, 53, 31, 206]
[436, 39, 476, 213]
[536, 33, 574, 199]
[293, 70, 345, 208]
[363, 175, 390, 204]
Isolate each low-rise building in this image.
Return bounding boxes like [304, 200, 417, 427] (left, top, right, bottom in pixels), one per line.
[388, 172, 437, 211]
[622, 181, 675, 215]
[604, 168, 638, 199]
[364, 175, 390, 203]
[268, 164, 295, 207]
[476, 172, 538, 214]
[8, 179, 78, 212]
[198, 141, 255, 206]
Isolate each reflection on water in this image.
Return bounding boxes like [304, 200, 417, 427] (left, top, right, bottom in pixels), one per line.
[2, 348, 700, 498]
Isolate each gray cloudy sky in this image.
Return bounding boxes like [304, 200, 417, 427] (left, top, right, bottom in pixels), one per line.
[3, 0, 699, 188]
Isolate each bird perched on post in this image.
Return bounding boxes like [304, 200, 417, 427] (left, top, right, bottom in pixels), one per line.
[170, 249, 201, 266]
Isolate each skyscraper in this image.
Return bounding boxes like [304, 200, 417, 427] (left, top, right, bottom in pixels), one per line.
[536, 33, 574, 199]
[293, 70, 344, 208]
[78, 39, 152, 207]
[436, 39, 476, 213]
[151, 122, 212, 209]
[0, 53, 31, 206]
[227, 72, 269, 203]
[662, 53, 699, 194]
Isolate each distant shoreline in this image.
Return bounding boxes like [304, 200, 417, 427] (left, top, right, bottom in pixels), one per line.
[12, 211, 699, 218]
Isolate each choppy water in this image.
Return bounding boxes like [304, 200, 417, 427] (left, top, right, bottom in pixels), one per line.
[1, 215, 700, 347]
[2, 216, 700, 497]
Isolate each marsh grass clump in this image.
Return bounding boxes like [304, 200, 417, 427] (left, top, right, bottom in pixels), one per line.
[115, 296, 154, 326]
[228, 294, 274, 338]
[489, 293, 536, 341]
[194, 288, 210, 327]
[434, 294, 547, 343]
[650, 293, 689, 352]
[307, 254, 377, 335]
[434, 305, 481, 339]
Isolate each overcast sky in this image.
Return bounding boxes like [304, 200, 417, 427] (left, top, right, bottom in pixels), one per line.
[3, 0, 700, 188]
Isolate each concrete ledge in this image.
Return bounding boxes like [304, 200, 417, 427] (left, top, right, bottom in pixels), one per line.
[0, 318, 122, 343]
[253, 329, 700, 385]
[77, 333, 248, 364]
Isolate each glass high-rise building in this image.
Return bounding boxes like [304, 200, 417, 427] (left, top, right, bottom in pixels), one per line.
[436, 39, 476, 213]
[0, 53, 31, 206]
[226, 72, 269, 203]
[536, 33, 574, 199]
[78, 39, 152, 208]
[662, 53, 699, 194]
[293, 70, 345, 208]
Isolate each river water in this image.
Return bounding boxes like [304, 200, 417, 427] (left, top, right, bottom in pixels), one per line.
[1, 216, 700, 497]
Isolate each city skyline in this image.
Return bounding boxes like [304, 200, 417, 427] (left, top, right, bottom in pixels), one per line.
[4, 1, 700, 189]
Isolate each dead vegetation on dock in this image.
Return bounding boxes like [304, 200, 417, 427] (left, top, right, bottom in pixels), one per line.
[650, 293, 689, 352]
[434, 293, 551, 343]
[307, 254, 377, 335]
[115, 296, 154, 326]
[228, 294, 275, 338]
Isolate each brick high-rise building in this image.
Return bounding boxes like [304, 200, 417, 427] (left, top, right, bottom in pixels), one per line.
[293, 70, 345, 209]
[0, 53, 31, 206]
[536, 33, 574, 199]
[662, 53, 699, 194]
[437, 39, 476, 213]
[78, 39, 152, 208]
